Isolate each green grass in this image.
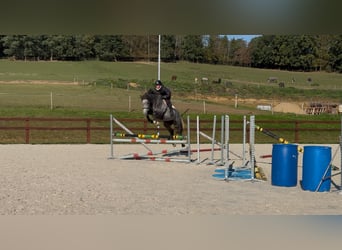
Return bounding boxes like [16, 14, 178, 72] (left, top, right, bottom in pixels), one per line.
[1, 59, 342, 87]
[1, 59, 341, 115]
[0, 60, 341, 144]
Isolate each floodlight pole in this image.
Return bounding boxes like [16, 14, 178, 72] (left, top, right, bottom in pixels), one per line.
[158, 35, 161, 80]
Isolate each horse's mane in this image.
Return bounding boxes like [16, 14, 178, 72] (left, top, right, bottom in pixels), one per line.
[140, 91, 153, 101]
[141, 91, 162, 105]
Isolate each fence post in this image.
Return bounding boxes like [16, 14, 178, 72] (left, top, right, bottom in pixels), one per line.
[295, 121, 299, 143]
[143, 120, 147, 134]
[86, 119, 91, 143]
[25, 118, 30, 144]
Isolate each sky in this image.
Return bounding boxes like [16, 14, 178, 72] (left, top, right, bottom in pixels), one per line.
[226, 35, 261, 43]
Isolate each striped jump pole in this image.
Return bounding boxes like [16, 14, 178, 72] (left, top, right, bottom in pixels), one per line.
[255, 123, 304, 153]
[109, 114, 192, 163]
[110, 115, 152, 158]
[120, 147, 190, 159]
[112, 138, 187, 144]
[122, 156, 191, 163]
[113, 132, 186, 140]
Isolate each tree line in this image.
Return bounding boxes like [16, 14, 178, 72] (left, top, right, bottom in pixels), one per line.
[1, 35, 341, 73]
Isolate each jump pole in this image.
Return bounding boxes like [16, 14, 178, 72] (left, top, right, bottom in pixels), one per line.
[186, 115, 191, 162]
[208, 115, 217, 165]
[109, 115, 152, 158]
[110, 114, 191, 163]
[220, 115, 230, 166]
[123, 157, 191, 163]
[196, 115, 200, 164]
[196, 115, 221, 165]
[242, 115, 247, 167]
[110, 114, 113, 158]
[120, 147, 190, 160]
[315, 116, 342, 192]
[113, 138, 187, 144]
[224, 115, 230, 165]
[213, 115, 256, 182]
[196, 114, 242, 165]
[249, 115, 255, 181]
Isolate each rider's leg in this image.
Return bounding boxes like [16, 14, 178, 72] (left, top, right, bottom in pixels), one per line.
[166, 99, 173, 110]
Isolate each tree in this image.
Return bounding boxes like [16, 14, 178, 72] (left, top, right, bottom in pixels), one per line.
[203, 35, 222, 64]
[93, 35, 128, 61]
[229, 38, 250, 66]
[2, 35, 25, 59]
[250, 35, 318, 71]
[314, 35, 333, 71]
[328, 35, 342, 73]
[1, 34, 342, 72]
[180, 35, 204, 63]
[250, 35, 276, 69]
[161, 35, 177, 62]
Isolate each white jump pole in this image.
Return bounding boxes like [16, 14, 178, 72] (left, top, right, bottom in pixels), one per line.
[218, 115, 225, 166]
[196, 115, 200, 164]
[187, 115, 191, 162]
[158, 35, 161, 80]
[242, 115, 246, 167]
[225, 115, 230, 164]
[249, 115, 255, 180]
[110, 114, 113, 158]
[209, 115, 217, 164]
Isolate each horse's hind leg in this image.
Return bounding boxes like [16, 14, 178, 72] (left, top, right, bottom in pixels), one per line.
[164, 121, 177, 147]
[173, 112, 185, 147]
[164, 122, 174, 139]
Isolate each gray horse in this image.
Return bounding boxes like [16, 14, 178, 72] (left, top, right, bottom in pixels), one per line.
[141, 91, 184, 142]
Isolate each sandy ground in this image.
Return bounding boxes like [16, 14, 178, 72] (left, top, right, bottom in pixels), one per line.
[0, 143, 341, 215]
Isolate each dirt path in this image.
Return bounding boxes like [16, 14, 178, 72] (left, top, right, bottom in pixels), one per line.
[0, 144, 341, 215]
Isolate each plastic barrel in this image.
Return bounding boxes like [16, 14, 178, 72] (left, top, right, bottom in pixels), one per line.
[271, 144, 298, 187]
[302, 146, 331, 192]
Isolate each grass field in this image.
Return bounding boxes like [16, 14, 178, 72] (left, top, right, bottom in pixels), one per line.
[1, 59, 341, 115]
[0, 59, 341, 144]
[1, 59, 342, 88]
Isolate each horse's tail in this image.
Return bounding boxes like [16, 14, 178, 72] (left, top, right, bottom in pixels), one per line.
[174, 109, 186, 147]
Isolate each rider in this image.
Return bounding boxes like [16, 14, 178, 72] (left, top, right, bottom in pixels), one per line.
[149, 80, 173, 111]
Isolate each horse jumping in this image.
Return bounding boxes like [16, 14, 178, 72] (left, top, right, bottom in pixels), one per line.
[141, 91, 184, 144]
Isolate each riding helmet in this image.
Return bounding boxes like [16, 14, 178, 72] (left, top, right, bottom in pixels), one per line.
[155, 80, 163, 86]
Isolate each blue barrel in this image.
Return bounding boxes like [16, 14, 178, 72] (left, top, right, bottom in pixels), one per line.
[302, 146, 331, 192]
[271, 144, 298, 187]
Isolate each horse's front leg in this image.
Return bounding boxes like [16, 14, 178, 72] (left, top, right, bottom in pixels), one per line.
[146, 114, 154, 124]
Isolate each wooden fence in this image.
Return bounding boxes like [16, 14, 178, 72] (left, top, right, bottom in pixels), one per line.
[0, 117, 341, 144]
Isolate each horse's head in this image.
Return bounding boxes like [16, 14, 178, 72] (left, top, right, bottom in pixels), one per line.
[141, 92, 153, 116]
